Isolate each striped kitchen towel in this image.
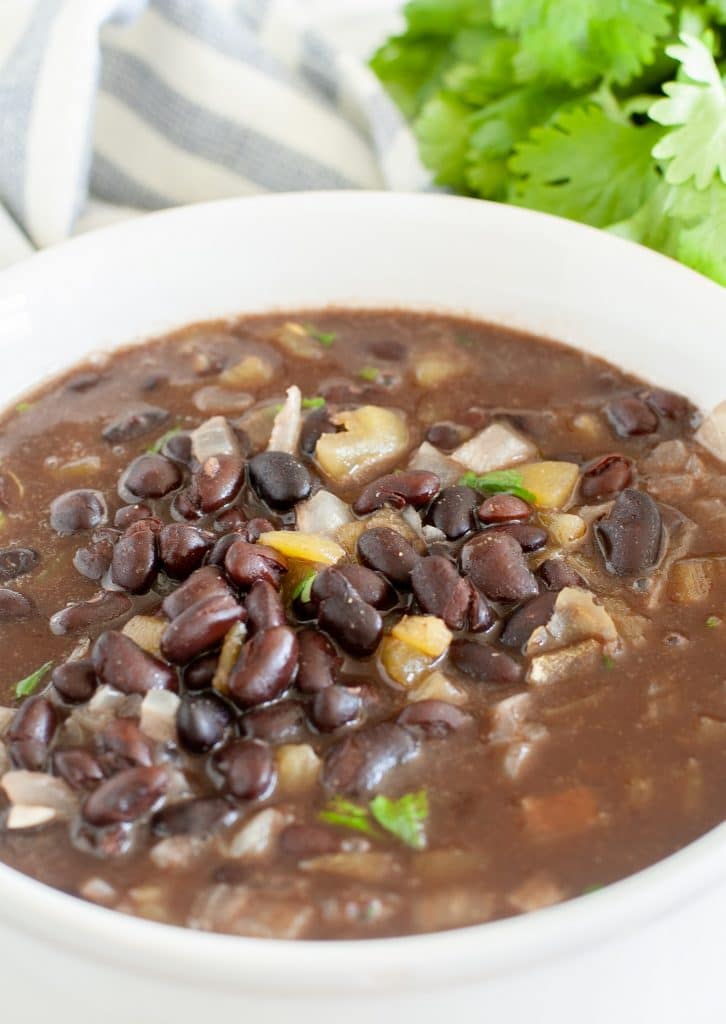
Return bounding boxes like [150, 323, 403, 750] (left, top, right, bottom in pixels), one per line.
[0, 0, 429, 249]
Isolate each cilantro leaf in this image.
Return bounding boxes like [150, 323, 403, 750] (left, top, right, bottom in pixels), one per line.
[370, 790, 429, 850]
[15, 661, 52, 700]
[415, 93, 473, 189]
[358, 365, 381, 382]
[670, 178, 726, 285]
[404, 0, 495, 35]
[650, 33, 726, 189]
[318, 797, 379, 838]
[370, 35, 452, 119]
[302, 396, 326, 410]
[509, 104, 663, 227]
[459, 469, 536, 502]
[292, 570, 317, 604]
[304, 326, 336, 348]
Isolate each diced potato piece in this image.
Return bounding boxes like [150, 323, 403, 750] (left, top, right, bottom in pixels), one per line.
[212, 622, 247, 696]
[259, 531, 344, 566]
[122, 615, 166, 657]
[275, 744, 321, 793]
[571, 413, 607, 443]
[527, 639, 603, 686]
[276, 322, 324, 360]
[452, 422, 536, 475]
[379, 636, 434, 687]
[669, 556, 726, 604]
[391, 615, 452, 658]
[413, 348, 470, 387]
[336, 508, 425, 559]
[408, 670, 467, 706]
[526, 587, 618, 655]
[315, 406, 409, 484]
[518, 461, 579, 508]
[220, 354, 274, 389]
[300, 852, 397, 884]
[539, 511, 586, 546]
[127, 885, 170, 922]
[521, 786, 600, 839]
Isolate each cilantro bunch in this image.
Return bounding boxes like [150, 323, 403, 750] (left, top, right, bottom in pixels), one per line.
[371, 1, 726, 285]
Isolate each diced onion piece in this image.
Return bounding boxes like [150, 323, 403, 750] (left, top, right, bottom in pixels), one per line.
[539, 511, 586, 546]
[193, 386, 254, 415]
[526, 587, 618, 654]
[0, 707, 14, 735]
[212, 622, 247, 695]
[379, 636, 434, 687]
[217, 808, 292, 859]
[695, 401, 726, 463]
[408, 671, 467, 706]
[140, 690, 180, 744]
[259, 530, 344, 566]
[296, 490, 354, 538]
[276, 322, 324, 360]
[451, 423, 537, 475]
[275, 744, 321, 793]
[408, 442, 464, 488]
[122, 615, 166, 657]
[509, 873, 566, 912]
[669, 556, 726, 604]
[79, 877, 117, 905]
[190, 416, 239, 462]
[221, 354, 274, 389]
[236, 401, 279, 450]
[527, 639, 602, 686]
[315, 406, 409, 484]
[267, 385, 302, 455]
[517, 461, 580, 508]
[391, 615, 452, 658]
[521, 786, 600, 839]
[6, 804, 57, 830]
[55, 456, 102, 478]
[1, 770, 77, 815]
[300, 852, 396, 884]
[414, 349, 470, 387]
[151, 836, 205, 870]
[488, 693, 533, 742]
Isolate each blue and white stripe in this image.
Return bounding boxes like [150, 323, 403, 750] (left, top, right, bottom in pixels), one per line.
[0, 0, 428, 251]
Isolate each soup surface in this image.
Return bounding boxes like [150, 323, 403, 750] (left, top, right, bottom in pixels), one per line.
[0, 310, 724, 940]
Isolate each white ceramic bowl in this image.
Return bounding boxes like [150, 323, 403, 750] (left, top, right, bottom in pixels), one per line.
[0, 193, 724, 1024]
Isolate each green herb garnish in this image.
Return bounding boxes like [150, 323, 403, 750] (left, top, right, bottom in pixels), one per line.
[15, 402, 32, 414]
[305, 326, 336, 348]
[147, 426, 182, 454]
[318, 789, 429, 850]
[302, 396, 326, 410]
[459, 469, 536, 503]
[602, 653, 616, 670]
[291, 570, 317, 604]
[358, 366, 380, 382]
[14, 660, 52, 700]
[706, 615, 721, 628]
[582, 883, 604, 895]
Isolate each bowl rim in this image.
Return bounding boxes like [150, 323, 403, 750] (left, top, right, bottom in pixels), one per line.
[0, 190, 725, 993]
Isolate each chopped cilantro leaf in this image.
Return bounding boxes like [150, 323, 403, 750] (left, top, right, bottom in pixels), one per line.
[706, 615, 721, 628]
[292, 570, 317, 604]
[318, 797, 379, 838]
[302, 396, 326, 410]
[15, 660, 52, 700]
[305, 325, 336, 348]
[147, 426, 182, 454]
[602, 653, 616, 670]
[459, 469, 536, 503]
[15, 402, 32, 413]
[370, 790, 429, 850]
[358, 366, 380, 382]
[582, 883, 604, 895]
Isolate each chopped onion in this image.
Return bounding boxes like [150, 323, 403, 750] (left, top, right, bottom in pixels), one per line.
[1, 770, 77, 815]
[267, 385, 302, 455]
[408, 441, 463, 488]
[191, 415, 239, 463]
[218, 807, 292, 860]
[300, 852, 397, 883]
[526, 587, 618, 654]
[695, 401, 726, 463]
[140, 690, 180, 744]
[193, 386, 253, 415]
[527, 639, 603, 686]
[451, 422, 537, 475]
[150, 835, 205, 870]
[509, 873, 565, 913]
[295, 490, 354, 538]
[6, 804, 57, 830]
[0, 707, 14, 735]
[212, 622, 247, 695]
[489, 693, 534, 742]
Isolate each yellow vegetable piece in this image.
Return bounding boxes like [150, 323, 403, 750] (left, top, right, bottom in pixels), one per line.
[517, 461, 579, 508]
[275, 744, 321, 793]
[408, 670, 468, 706]
[379, 636, 434, 687]
[315, 406, 409, 484]
[391, 615, 452, 658]
[122, 616, 166, 657]
[539, 511, 586, 546]
[276, 322, 323, 360]
[669, 557, 726, 604]
[414, 348, 470, 388]
[220, 354, 274, 389]
[212, 622, 247, 695]
[259, 531, 344, 566]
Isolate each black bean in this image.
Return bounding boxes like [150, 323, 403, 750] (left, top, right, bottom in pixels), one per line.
[225, 540, 288, 590]
[73, 534, 116, 581]
[161, 592, 245, 665]
[464, 581, 496, 633]
[194, 453, 245, 513]
[357, 527, 419, 585]
[353, 471, 440, 515]
[162, 565, 229, 620]
[100, 717, 154, 768]
[0, 547, 39, 582]
[177, 692, 235, 753]
[183, 653, 218, 691]
[53, 748, 105, 791]
[49, 489, 107, 536]
[425, 422, 465, 451]
[489, 522, 548, 552]
[595, 488, 663, 576]
[207, 531, 243, 567]
[163, 431, 194, 465]
[103, 407, 168, 444]
[0, 588, 34, 621]
[279, 823, 340, 858]
[450, 639, 522, 685]
[245, 580, 287, 634]
[427, 485, 478, 539]
[83, 765, 168, 825]
[151, 797, 236, 837]
[248, 452, 313, 509]
[500, 591, 558, 649]
[242, 700, 309, 743]
[300, 407, 336, 456]
[172, 489, 202, 521]
[581, 454, 633, 500]
[227, 625, 299, 708]
[213, 508, 247, 534]
[9, 697, 58, 771]
[311, 565, 395, 612]
[537, 557, 586, 591]
[49, 590, 133, 636]
[66, 371, 103, 392]
[91, 631, 177, 694]
[477, 494, 532, 524]
[111, 524, 158, 594]
[606, 395, 658, 437]
[214, 739, 275, 800]
[460, 532, 538, 602]
[158, 523, 212, 579]
[311, 685, 361, 732]
[411, 556, 471, 631]
[122, 454, 182, 500]
[323, 722, 418, 795]
[114, 504, 153, 530]
[318, 590, 383, 658]
[51, 660, 97, 703]
[643, 388, 693, 421]
[398, 700, 473, 737]
[297, 629, 340, 694]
